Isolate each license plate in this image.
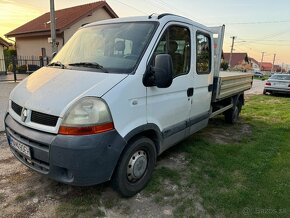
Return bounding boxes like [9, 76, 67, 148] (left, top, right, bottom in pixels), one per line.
[273, 82, 284, 87]
[9, 136, 31, 158]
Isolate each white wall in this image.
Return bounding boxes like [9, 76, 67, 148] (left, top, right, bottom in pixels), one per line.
[16, 36, 63, 58]
[64, 8, 112, 42]
[15, 8, 113, 59]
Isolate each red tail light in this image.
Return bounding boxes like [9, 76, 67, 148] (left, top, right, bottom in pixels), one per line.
[265, 82, 271, 86]
[288, 84, 290, 87]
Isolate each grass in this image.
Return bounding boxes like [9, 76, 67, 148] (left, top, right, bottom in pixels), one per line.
[176, 95, 290, 217]
[53, 95, 289, 217]
[254, 76, 269, 81]
[145, 166, 181, 194]
[15, 190, 36, 202]
[56, 187, 105, 218]
[0, 193, 5, 203]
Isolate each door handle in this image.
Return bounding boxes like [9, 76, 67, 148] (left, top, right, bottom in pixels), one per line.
[187, 87, 194, 97]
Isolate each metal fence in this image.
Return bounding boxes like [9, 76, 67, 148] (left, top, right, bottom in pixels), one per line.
[0, 56, 50, 82]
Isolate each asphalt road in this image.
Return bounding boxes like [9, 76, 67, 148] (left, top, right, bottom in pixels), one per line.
[245, 79, 264, 95]
[0, 82, 18, 131]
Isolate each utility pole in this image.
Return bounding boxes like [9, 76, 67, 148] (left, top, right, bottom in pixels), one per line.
[271, 53, 276, 72]
[50, 0, 57, 54]
[228, 36, 236, 69]
[260, 52, 265, 72]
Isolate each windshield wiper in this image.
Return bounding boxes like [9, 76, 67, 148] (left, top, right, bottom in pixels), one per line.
[68, 62, 109, 73]
[48, 61, 66, 69]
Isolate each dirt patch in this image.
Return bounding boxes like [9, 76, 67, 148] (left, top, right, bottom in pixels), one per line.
[198, 118, 252, 145]
[0, 119, 244, 218]
[0, 131, 208, 217]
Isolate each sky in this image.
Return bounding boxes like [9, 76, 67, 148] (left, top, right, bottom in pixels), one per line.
[0, 0, 290, 65]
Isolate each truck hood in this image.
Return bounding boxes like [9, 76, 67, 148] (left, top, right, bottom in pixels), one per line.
[10, 67, 127, 117]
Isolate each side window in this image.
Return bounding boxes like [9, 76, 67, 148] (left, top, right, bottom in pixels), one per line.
[196, 33, 211, 74]
[152, 25, 190, 77]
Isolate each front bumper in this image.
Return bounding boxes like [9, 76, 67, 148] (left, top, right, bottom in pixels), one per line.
[5, 114, 127, 186]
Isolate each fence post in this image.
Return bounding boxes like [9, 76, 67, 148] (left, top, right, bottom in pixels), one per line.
[12, 56, 17, 82]
[39, 56, 44, 67]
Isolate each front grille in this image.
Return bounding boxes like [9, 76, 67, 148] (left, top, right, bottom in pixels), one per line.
[31, 111, 59, 127]
[11, 101, 58, 127]
[11, 101, 22, 116]
[6, 126, 50, 174]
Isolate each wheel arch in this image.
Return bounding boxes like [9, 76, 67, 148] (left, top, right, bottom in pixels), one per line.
[123, 123, 162, 155]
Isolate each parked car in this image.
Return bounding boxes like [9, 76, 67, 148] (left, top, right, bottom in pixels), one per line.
[263, 74, 290, 95]
[254, 71, 264, 78]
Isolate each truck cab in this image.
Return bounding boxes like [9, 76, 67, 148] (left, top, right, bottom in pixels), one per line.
[5, 14, 252, 197]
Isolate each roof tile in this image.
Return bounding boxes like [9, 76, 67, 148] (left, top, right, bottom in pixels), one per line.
[6, 1, 118, 37]
[223, 53, 248, 67]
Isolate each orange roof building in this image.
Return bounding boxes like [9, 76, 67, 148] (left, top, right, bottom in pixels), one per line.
[223, 53, 249, 68]
[5, 1, 118, 58]
[260, 62, 272, 71]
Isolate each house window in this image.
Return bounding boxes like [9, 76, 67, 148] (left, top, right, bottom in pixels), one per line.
[196, 32, 211, 74]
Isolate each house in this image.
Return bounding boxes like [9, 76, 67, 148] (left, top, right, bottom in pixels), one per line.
[260, 62, 272, 72]
[0, 37, 11, 73]
[5, 1, 118, 58]
[248, 57, 260, 72]
[223, 53, 249, 68]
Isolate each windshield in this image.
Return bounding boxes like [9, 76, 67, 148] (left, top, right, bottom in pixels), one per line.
[50, 22, 157, 74]
[270, 74, 290, 80]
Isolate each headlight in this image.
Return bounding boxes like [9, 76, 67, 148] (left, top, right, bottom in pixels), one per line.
[59, 97, 114, 135]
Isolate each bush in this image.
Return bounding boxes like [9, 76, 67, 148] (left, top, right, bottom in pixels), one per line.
[7, 64, 13, 72]
[220, 61, 229, 71]
[17, 65, 27, 73]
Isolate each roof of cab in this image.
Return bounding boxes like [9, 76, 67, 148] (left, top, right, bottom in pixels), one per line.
[84, 13, 211, 31]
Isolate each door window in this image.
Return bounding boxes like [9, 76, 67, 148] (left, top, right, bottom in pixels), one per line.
[152, 25, 191, 77]
[196, 33, 211, 74]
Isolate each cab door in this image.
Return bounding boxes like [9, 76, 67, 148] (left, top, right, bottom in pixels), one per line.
[188, 29, 213, 135]
[146, 24, 193, 152]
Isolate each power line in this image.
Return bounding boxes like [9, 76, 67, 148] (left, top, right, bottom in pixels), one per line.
[227, 19, 290, 25]
[153, 0, 202, 22]
[113, 0, 148, 15]
[237, 41, 290, 46]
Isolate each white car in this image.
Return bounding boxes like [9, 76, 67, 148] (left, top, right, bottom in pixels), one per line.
[263, 74, 290, 95]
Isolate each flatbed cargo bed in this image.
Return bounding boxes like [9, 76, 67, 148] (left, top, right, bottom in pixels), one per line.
[212, 71, 253, 102]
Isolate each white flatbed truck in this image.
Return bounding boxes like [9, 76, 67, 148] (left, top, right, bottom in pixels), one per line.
[5, 14, 253, 197]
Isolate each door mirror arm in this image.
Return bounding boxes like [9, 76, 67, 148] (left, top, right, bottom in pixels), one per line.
[143, 66, 156, 87]
[143, 54, 173, 88]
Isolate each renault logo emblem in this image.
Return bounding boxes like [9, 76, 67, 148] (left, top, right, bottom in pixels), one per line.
[21, 108, 28, 122]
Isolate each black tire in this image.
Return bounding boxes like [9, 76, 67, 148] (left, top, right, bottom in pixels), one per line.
[263, 89, 267, 95]
[111, 137, 157, 197]
[224, 102, 242, 124]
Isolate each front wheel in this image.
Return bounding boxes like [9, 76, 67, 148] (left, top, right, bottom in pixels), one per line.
[112, 137, 157, 197]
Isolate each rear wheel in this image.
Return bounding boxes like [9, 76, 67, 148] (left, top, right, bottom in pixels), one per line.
[112, 137, 157, 197]
[224, 100, 242, 124]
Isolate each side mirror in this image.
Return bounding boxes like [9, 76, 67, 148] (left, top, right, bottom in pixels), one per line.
[143, 54, 173, 88]
[154, 54, 173, 88]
